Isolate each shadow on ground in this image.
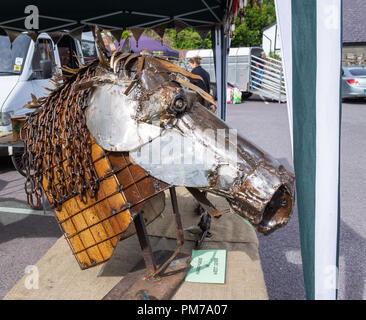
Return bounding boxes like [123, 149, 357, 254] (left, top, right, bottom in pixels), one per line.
[0, 213, 61, 245]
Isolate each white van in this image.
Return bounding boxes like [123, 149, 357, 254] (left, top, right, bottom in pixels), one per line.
[0, 32, 89, 158]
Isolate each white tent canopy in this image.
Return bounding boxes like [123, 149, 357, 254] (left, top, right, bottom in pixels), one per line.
[275, 0, 342, 300]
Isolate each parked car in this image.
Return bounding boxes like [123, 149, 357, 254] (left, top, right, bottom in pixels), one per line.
[342, 66, 366, 99]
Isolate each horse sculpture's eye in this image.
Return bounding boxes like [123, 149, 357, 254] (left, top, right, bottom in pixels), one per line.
[170, 92, 187, 114]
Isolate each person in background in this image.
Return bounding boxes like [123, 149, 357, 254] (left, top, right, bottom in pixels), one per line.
[253, 51, 266, 89]
[188, 56, 210, 94]
[260, 51, 266, 61]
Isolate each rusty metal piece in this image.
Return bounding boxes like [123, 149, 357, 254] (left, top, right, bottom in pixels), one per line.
[196, 213, 213, 249]
[91, 25, 110, 68]
[21, 62, 100, 209]
[134, 211, 157, 275]
[103, 187, 188, 300]
[148, 187, 184, 278]
[102, 250, 190, 300]
[132, 186, 186, 280]
[174, 75, 216, 106]
[187, 187, 225, 217]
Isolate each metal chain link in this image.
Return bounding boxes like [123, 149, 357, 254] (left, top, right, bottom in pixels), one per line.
[21, 62, 100, 209]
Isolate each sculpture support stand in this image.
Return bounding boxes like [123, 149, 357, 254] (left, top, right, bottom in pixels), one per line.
[134, 210, 157, 275]
[103, 187, 190, 300]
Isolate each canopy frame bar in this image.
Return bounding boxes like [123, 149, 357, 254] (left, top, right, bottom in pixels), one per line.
[80, 6, 221, 31]
[0, 15, 77, 33]
[201, 0, 221, 22]
[178, 17, 216, 25]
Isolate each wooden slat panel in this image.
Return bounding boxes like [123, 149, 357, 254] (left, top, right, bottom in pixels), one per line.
[116, 169, 134, 188]
[76, 189, 100, 211]
[76, 251, 92, 269]
[129, 164, 146, 181]
[107, 193, 127, 212]
[78, 229, 96, 249]
[99, 176, 119, 198]
[108, 152, 128, 171]
[94, 157, 111, 177]
[136, 177, 161, 199]
[69, 235, 85, 253]
[93, 199, 112, 220]
[91, 142, 105, 160]
[115, 210, 132, 232]
[97, 240, 115, 259]
[86, 246, 105, 264]
[123, 184, 142, 204]
[82, 207, 100, 227]
[108, 215, 125, 236]
[110, 235, 120, 247]
[41, 138, 168, 270]
[61, 219, 77, 236]
[90, 223, 109, 244]
[71, 213, 88, 233]
[54, 206, 69, 223]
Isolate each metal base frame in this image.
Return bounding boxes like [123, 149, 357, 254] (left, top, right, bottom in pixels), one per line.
[103, 186, 190, 300]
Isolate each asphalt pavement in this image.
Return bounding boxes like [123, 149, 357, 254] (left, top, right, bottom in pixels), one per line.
[0, 96, 365, 300]
[226, 96, 366, 300]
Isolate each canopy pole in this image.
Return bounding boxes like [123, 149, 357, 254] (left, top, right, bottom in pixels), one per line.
[214, 26, 229, 121]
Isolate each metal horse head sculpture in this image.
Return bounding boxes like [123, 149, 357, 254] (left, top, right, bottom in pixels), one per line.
[21, 27, 295, 277]
[89, 29, 295, 233]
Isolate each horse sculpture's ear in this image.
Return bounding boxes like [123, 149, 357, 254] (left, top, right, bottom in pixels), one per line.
[91, 25, 110, 67]
[120, 36, 131, 54]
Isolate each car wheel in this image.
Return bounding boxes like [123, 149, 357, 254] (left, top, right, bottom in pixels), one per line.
[11, 147, 26, 177]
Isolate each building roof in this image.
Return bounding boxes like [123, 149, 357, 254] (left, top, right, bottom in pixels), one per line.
[343, 0, 366, 44]
[261, 21, 277, 33]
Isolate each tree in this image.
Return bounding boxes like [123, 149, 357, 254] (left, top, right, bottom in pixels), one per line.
[165, 28, 212, 50]
[139, 0, 275, 50]
[231, 0, 276, 47]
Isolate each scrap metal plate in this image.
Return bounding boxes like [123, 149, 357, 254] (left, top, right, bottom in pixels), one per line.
[103, 250, 191, 300]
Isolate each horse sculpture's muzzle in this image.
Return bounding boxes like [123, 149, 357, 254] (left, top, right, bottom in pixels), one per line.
[226, 164, 294, 235]
[195, 106, 295, 236]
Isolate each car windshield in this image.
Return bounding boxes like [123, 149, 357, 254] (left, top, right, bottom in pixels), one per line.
[349, 68, 366, 77]
[0, 34, 30, 75]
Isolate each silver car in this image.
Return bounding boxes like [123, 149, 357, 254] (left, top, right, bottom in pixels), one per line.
[342, 66, 366, 99]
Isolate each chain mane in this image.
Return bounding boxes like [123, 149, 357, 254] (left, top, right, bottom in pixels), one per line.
[21, 60, 100, 209]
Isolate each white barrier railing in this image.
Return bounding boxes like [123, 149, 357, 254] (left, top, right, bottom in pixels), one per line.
[248, 55, 286, 102]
